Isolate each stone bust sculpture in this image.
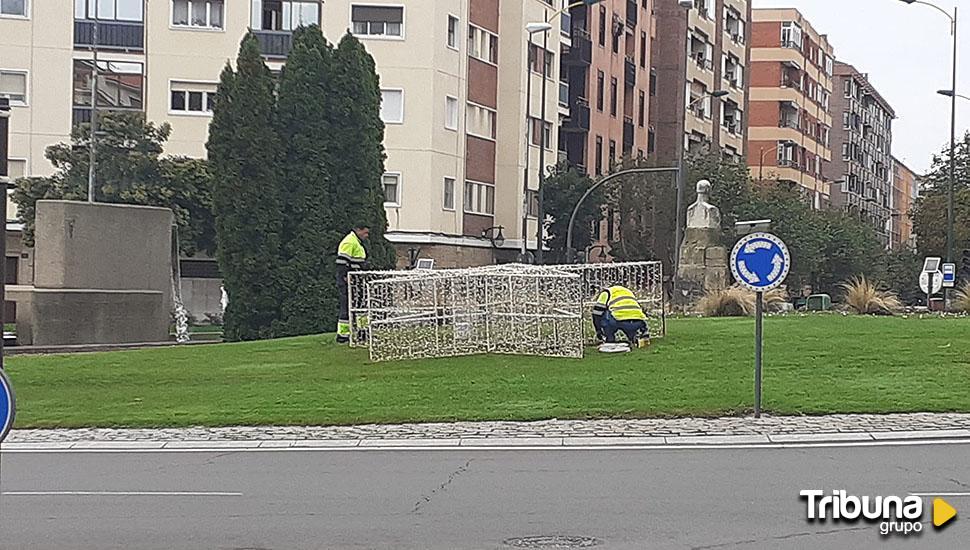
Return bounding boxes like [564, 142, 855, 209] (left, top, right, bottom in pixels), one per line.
[686, 179, 721, 230]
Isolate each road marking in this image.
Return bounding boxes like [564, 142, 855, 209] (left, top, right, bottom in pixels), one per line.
[2, 491, 242, 497]
[910, 492, 970, 497]
[3, 438, 970, 453]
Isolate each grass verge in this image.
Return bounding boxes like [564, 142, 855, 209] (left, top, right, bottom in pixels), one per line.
[6, 315, 970, 428]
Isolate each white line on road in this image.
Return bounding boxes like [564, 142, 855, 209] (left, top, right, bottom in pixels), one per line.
[910, 492, 970, 497]
[3, 491, 242, 497]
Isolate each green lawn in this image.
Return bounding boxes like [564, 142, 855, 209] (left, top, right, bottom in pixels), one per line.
[5, 315, 970, 429]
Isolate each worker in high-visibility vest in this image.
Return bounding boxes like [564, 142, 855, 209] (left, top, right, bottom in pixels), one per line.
[336, 224, 369, 344]
[592, 285, 649, 347]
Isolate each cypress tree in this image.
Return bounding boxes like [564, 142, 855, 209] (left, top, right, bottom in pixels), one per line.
[206, 34, 284, 341]
[328, 34, 396, 270]
[275, 26, 339, 336]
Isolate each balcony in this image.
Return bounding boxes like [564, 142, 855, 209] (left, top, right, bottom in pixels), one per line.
[563, 101, 591, 132]
[626, 0, 638, 27]
[563, 29, 592, 66]
[254, 30, 293, 58]
[74, 20, 144, 52]
[624, 56, 636, 86]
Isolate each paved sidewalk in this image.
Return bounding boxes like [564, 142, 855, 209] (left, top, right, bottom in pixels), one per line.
[5, 413, 970, 449]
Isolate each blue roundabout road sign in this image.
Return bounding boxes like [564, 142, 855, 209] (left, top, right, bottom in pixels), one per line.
[730, 232, 791, 292]
[0, 368, 14, 443]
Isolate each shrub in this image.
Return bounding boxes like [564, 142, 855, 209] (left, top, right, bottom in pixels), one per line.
[698, 287, 754, 317]
[955, 282, 970, 313]
[697, 287, 790, 317]
[840, 276, 902, 315]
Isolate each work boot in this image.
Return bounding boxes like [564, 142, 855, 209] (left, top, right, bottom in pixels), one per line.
[336, 335, 350, 344]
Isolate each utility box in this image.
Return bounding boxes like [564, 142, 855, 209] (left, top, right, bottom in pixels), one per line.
[806, 294, 832, 312]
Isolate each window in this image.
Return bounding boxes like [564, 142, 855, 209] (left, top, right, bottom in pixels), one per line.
[595, 136, 603, 175]
[531, 118, 551, 148]
[351, 5, 403, 37]
[72, 60, 143, 111]
[0, 70, 27, 105]
[445, 96, 458, 130]
[649, 67, 657, 97]
[638, 91, 645, 127]
[443, 177, 455, 210]
[781, 21, 802, 49]
[647, 126, 656, 154]
[74, 0, 143, 21]
[252, 1, 319, 31]
[466, 103, 496, 139]
[1, 0, 27, 17]
[609, 140, 616, 167]
[380, 89, 404, 124]
[468, 25, 498, 63]
[383, 173, 400, 206]
[596, 71, 605, 111]
[463, 181, 494, 215]
[610, 77, 617, 117]
[842, 143, 850, 161]
[529, 44, 553, 77]
[447, 14, 459, 49]
[526, 190, 539, 218]
[640, 31, 647, 68]
[173, 0, 223, 29]
[169, 81, 216, 114]
[598, 5, 606, 46]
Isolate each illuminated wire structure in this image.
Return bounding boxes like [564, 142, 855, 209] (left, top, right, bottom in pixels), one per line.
[348, 262, 665, 362]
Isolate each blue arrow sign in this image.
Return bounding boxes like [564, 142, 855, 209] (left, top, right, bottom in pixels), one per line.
[0, 369, 14, 443]
[731, 232, 791, 292]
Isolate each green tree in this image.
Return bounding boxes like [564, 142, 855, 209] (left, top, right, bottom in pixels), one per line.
[912, 131, 970, 261]
[12, 111, 215, 256]
[542, 163, 604, 263]
[274, 26, 339, 336]
[328, 34, 395, 270]
[206, 34, 285, 341]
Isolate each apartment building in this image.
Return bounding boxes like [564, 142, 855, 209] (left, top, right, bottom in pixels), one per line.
[827, 61, 895, 247]
[891, 157, 919, 250]
[0, 0, 565, 268]
[651, 0, 751, 166]
[747, 8, 833, 209]
[559, 0, 654, 174]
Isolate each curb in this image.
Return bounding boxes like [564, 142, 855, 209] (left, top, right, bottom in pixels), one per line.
[4, 429, 970, 451]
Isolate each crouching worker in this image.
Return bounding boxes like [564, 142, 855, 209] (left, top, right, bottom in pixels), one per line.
[592, 286, 650, 349]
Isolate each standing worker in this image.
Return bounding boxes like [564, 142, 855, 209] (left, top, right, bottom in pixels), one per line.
[591, 285, 649, 351]
[336, 224, 369, 344]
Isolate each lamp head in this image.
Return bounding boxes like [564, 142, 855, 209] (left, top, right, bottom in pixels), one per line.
[937, 89, 955, 97]
[711, 90, 730, 98]
[526, 22, 554, 34]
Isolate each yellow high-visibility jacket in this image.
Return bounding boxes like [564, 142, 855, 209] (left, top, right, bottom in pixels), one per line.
[336, 231, 366, 270]
[592, 286, 647, 322]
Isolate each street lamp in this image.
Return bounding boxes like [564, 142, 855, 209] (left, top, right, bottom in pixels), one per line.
[900, 0, 957, 287]
[525, 0, 604, 265]
[938, 89, 970, 102]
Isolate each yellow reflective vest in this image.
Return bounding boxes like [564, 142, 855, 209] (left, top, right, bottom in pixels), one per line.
[336, 231, 366, 270]
[592, 286, 646, 321]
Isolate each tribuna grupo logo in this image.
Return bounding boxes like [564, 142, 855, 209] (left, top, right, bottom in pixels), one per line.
[800, 490, 957, 536]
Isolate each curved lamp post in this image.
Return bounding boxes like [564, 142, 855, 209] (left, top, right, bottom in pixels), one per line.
[565, 167, 680, 262]
[900, 0, 957, 295]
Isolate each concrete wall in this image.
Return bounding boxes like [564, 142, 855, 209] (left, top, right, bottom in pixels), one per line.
[34, 201, 173, 298]
[11, 201, 174, 345]
[181, 277, 223, 324]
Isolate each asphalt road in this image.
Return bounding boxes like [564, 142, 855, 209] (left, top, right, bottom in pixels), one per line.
[1, 443, 968, 549]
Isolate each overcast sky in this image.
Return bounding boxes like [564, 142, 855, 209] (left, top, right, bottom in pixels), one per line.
[752, 0, 969, 174]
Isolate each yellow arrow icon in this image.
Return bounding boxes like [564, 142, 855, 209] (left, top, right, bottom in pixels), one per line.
[934, 498, 957, 528]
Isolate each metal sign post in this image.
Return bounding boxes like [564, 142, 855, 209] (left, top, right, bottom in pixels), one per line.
[731, 231, 791, 418]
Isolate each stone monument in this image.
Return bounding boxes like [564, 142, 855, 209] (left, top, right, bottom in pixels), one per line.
[7, 201, 174, 346]
[675, 179, 730, 302]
